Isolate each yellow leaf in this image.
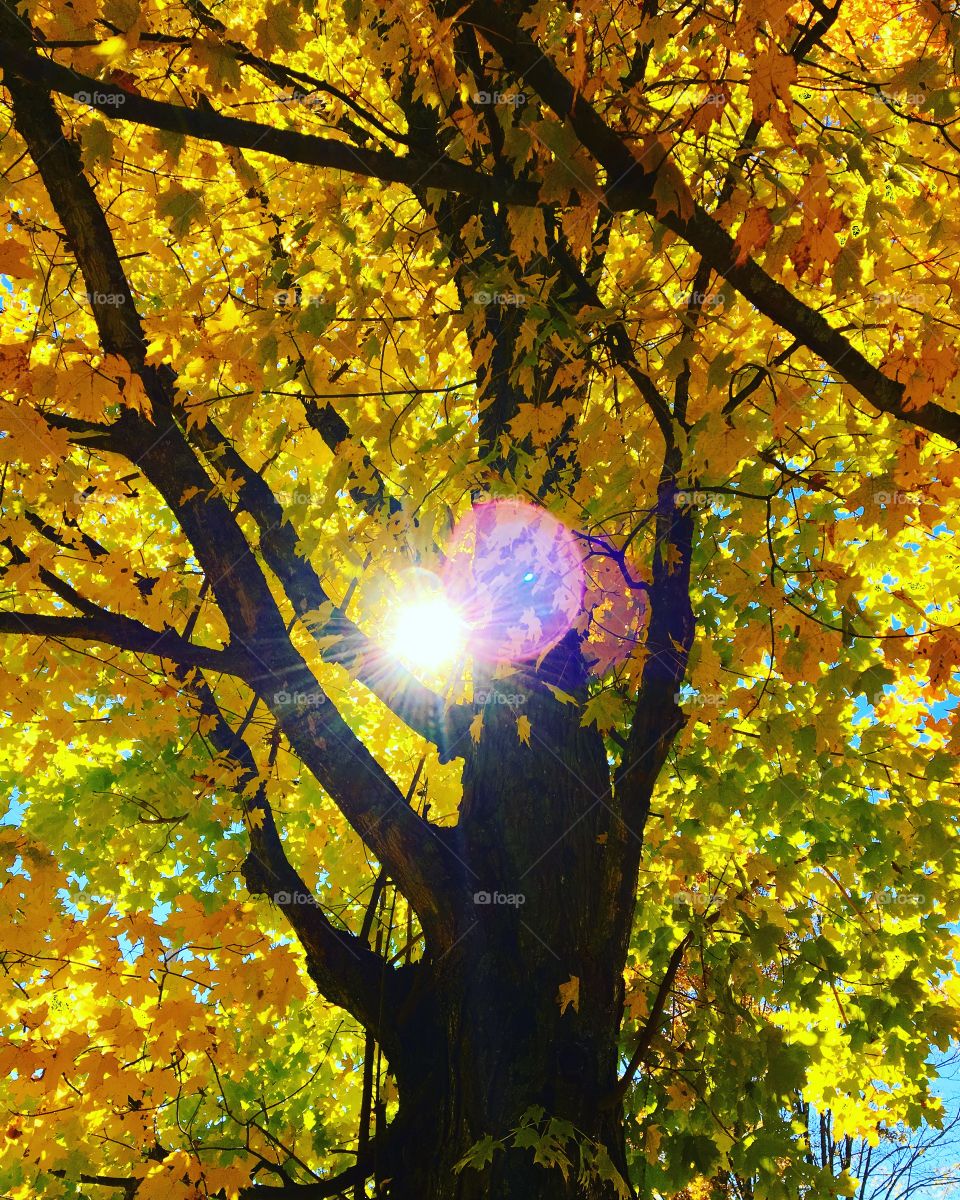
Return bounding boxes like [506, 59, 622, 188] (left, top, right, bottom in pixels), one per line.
[0, 243, 32, 278]
[666, 1079, 696, 1111]
[516, 714, 532, 745]
[557, 974, 579, 1014]
[506, 207, 547, 267]
[246, 808, 266, 830]
[93, 36, 128, 59]
[733, 208, 773, 267]
[209, 298, 245, 334]
[469, 712, 484, 744]
[747, 48, 797, 129]
[644, 1124, 662, 1164]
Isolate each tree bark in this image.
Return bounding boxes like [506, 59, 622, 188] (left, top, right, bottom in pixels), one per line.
[374, 657, 641, 1199]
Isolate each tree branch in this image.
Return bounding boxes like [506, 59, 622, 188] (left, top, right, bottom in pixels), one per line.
[617, 459, 696, 820]
[0, 34, 535, 206]
[0, 609, 243, 674]
[51, 1158, 368, 1197]
[448, 3, 960, 448]
[186, 418, 470, 761]
[603, 932, 692, 1107]
[5, 16, 958, 443]
[1, 30, 459, 947]
[183, 669, 402, 1049]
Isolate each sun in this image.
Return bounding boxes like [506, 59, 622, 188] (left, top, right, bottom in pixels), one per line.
[389, 594, 467, 672]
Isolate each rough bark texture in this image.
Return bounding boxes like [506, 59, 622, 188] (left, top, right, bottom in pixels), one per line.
[383, 669, 638, 1198]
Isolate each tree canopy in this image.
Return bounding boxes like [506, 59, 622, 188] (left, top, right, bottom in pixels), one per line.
[0, 0, 959, 1196]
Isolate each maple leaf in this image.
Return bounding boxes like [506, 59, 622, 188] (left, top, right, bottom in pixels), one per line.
[734, 207, 774, 267]
[516, 714, 532, 745]
[644, 1124, 662, 1165]
[665, 1079, 696, 1112]
[747, 48, 798, 132]
[0, 243, 32, 278]
[557, 975, 580, 1014]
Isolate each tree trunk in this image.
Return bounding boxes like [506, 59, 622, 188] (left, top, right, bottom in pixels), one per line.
[380, 644, 643, 1198]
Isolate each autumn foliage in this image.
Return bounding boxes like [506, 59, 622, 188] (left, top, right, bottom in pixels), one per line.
[0, 0, 959, 1196]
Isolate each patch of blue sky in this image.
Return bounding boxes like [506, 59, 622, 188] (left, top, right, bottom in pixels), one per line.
[5, 853, 26, 878]
[1, 785, 26, 826]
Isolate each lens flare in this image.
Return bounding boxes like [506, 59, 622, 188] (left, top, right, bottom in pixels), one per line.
[442, 499, 585, 662]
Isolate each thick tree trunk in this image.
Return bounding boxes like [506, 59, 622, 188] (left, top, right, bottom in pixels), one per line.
[380, 645, 643, 1199]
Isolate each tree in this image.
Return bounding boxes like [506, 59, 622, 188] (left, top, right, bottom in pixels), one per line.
[798, 1092, 960, 1200]
[0, 0, 958, 1196]
[694, 1052, 960, 1200]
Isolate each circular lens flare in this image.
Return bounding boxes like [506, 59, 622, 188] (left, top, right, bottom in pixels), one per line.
[389, 594, 467, 671]
[442, 499, 585, 662]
